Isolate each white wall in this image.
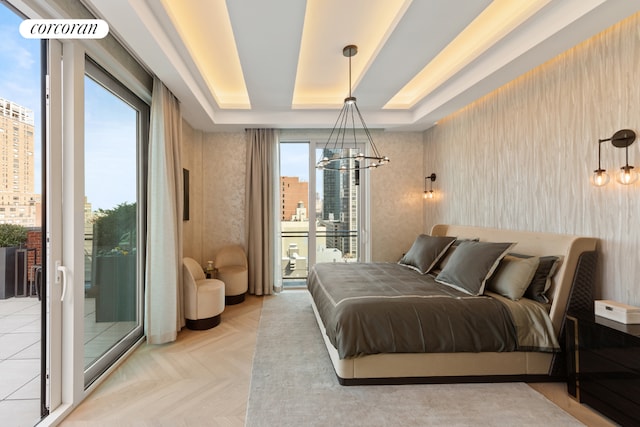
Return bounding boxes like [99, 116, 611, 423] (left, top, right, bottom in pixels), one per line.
[424, 12, 640, 306]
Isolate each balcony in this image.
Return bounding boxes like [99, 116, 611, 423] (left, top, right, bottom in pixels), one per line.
[281, 228, 358, 287]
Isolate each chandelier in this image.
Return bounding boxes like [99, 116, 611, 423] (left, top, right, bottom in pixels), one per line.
[316, 45, 390, 171]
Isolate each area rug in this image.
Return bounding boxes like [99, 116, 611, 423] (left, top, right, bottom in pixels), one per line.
[245, 291, 583, 427]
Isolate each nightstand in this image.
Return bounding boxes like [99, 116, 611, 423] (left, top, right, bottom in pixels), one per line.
[566, 313, 640, 426]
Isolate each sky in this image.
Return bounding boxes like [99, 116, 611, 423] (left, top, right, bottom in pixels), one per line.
[84, 76, 137, 211]
[0, 6, 39, 111]
[280, 142, 328, 200]
[280, 142, 310, 181]
[0, 4, 41, 190]
[1, 4, 137, 211]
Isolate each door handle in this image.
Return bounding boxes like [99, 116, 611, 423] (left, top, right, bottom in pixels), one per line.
[56, 262, 70, 302]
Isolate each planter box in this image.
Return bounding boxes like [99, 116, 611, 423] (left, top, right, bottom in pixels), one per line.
[94, 255, 136, 322]
[0, 247, 17, 299]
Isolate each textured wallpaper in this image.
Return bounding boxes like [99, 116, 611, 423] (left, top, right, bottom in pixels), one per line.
[181, 125, 247, 264]
[369, 130, 425, 261]
[202, 132, 247, 259]
[424, 13, 640, 306]
[181, 121, 204, 263]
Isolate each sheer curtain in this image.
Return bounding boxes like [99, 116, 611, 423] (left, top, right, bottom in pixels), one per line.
[145, 78, 184, 344]
[245, 129, 280, 295]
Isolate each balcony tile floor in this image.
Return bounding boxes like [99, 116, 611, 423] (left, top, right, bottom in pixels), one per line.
[0, 296, 41, 427]
[0, 295, 128, 426]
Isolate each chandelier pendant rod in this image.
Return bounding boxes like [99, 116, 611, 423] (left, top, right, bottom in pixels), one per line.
[315, 44, 389, 170]
[348, 47, 353, 99]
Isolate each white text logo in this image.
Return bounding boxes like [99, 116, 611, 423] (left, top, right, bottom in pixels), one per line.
[20, 19, 109, 39]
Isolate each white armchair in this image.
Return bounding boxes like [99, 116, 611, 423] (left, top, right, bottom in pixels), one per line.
[183, 257, 225, 330]
[214, 245, 248, 305]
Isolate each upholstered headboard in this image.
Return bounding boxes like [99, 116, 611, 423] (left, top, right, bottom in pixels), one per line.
[430, 224, 598, 336]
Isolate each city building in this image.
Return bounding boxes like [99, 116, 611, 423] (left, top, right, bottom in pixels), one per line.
[280, 176, 308, 221]
[320, 148, 358, 258]
[0, 97, 40, 226]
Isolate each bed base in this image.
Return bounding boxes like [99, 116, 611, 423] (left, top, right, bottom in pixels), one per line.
[310, 224, 598, 386]
[337, 375, 558, 386]
[311, 298, 561, 385]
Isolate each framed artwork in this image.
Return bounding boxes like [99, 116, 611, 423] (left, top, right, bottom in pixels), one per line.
[183, 168, 189, 221]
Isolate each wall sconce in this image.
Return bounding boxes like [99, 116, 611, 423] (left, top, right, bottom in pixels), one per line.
[591, 129, 638, 186]
[424, 173, 436, 199]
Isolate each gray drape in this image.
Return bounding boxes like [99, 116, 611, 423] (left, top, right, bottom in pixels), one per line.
[245, 129, 280, 295]
[145, 78, 184, 344]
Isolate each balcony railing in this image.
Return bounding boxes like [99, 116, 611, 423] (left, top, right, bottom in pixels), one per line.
[281, 229, 358, 284]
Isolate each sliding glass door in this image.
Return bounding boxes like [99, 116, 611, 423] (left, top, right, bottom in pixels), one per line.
[1, 3, 150, 423]
[315, 147, 361, 263]
[280, 143, 310, 286]
[279, 140, 369, 286]
[82, 59, 147, 387]
[0, 4, 44, 426]
[43, 43, 148, 423]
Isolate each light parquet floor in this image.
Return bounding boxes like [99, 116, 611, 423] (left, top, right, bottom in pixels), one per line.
[61, 292, 615, 426]
[61, 294, 263, 427]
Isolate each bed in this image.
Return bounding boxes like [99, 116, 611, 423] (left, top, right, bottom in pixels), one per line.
[307, 224, 598, 385]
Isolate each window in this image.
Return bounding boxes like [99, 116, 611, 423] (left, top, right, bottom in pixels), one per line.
[82, 58, 148, 386]
[279, 140, 369, 286]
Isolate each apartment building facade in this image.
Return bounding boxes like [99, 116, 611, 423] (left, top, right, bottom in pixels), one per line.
[0, 97, 40, 227]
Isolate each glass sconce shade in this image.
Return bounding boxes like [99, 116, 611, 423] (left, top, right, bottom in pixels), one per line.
[424, 173, 436, 199]
[591, 129, 637, 187]
[616, 165, 639, 185]
[591, 169, 610, 187]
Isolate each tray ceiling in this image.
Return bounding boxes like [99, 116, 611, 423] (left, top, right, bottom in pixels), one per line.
[82, 0, 640, 131]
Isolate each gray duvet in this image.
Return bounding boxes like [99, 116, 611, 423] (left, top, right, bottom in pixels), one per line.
[307, 262, 559, 359]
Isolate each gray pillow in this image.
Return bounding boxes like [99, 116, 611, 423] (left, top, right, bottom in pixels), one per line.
[487, 255, 540, 300]
[435, 241, 514, 295]
[525, 256, 562, 303]
[510, 254, 562, 303]
[433, 246, 456, 273]
[398, 234, 456, 274]
[431, 238, 479, 273]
